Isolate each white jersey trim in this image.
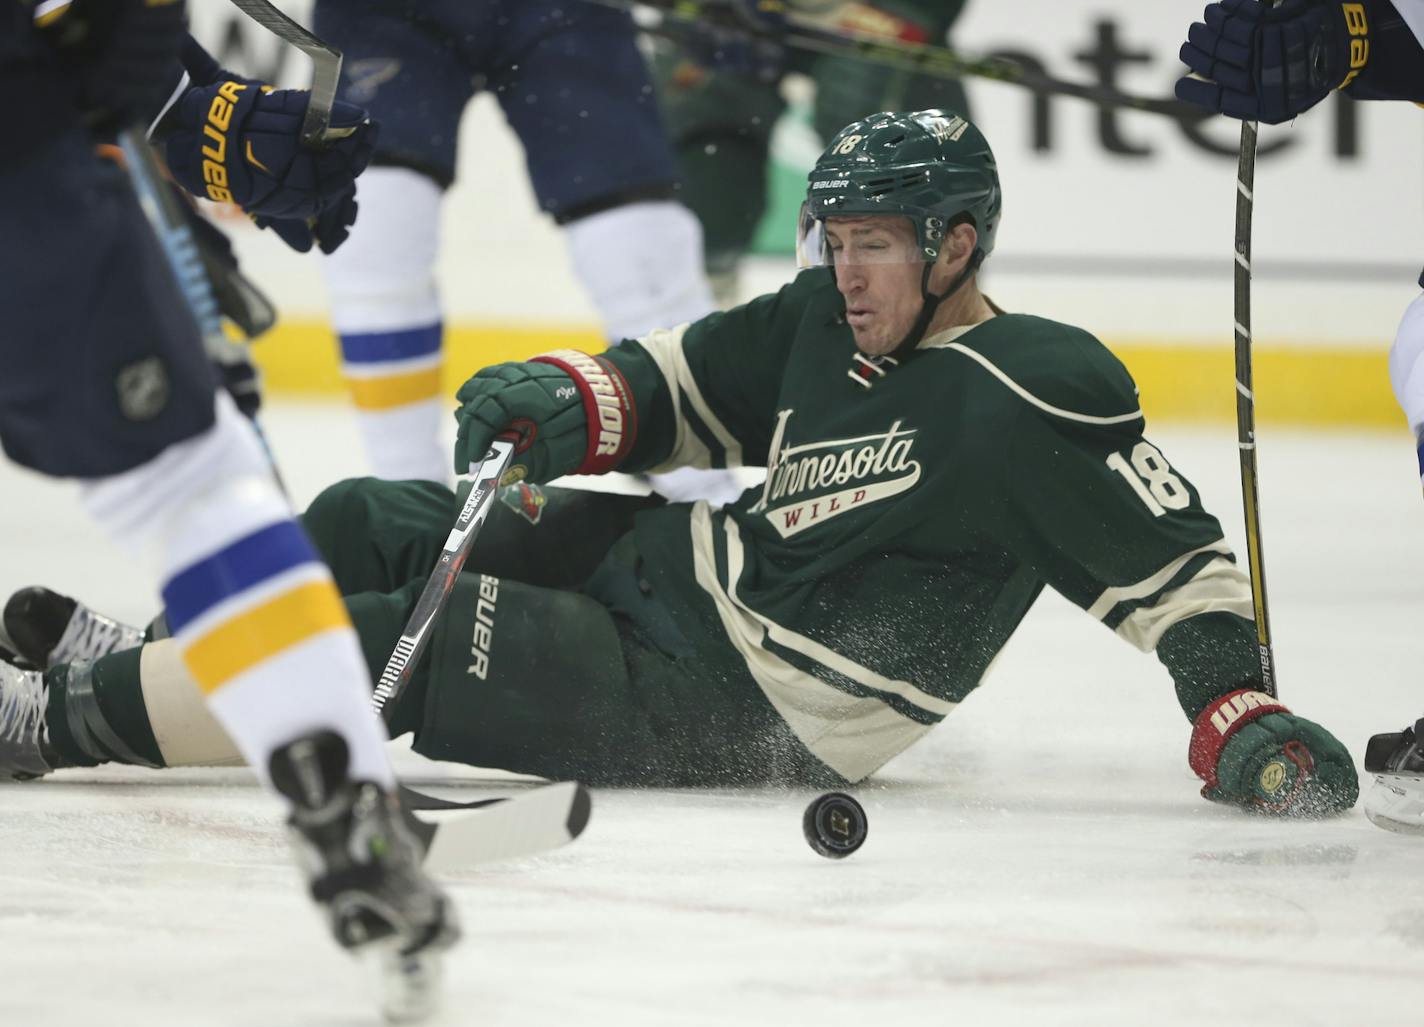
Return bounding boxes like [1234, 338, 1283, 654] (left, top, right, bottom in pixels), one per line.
[149, 71, 191, 140]
[1086, 539, 1234, 620]
[635, 324, 744, 472]
[1113, 557, 1256, 652]
[688, 505, 949, 782]
[721, 515, 956, 717]
[923, 337, 1144, 426]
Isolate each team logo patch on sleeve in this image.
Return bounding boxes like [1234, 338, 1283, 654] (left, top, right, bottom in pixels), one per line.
[498, 482, 547, 525]
[115, 357, 171, 422]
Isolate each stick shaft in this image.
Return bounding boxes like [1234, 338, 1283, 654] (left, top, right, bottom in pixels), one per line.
[370, 439, 516, 722]
[1232, 115, 1277, 697]
[602, 0, 1191, 117]
[225, 0, 343, 146]
[118, 130, 233, 359]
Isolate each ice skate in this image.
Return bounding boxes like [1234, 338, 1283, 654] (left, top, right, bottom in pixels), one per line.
[1363, 719, 1424, 835]
[3, 586, 144, 671]
[269, 730, 460, 1023]
[0, 648, 53, 781]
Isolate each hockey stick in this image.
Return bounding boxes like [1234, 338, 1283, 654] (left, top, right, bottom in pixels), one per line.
[117, 129, 288, 490]
[405, 780, 593, 872]
[225, 0, 344, 146]
[118, 130, 251, 369]
[370, 436, 518, 722]
[596, 0, 1193, 118]
[1231, 101, 1278, 697]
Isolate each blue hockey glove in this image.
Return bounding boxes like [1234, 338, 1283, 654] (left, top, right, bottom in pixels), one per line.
[252, 187, 359, 255]
[165, 80, 378, 221]
[1176, 0, 1372, 123]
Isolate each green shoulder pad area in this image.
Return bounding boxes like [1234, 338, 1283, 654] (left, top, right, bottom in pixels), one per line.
[925, 314, 1143, 427]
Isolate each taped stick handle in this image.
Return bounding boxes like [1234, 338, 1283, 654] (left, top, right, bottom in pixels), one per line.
[370, 433, 519, 723]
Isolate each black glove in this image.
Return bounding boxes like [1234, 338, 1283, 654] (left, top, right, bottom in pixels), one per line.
[1176, 0, 1372, 123]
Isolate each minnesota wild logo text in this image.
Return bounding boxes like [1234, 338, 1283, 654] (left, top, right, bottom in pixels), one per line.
[750, 410, 920, 538]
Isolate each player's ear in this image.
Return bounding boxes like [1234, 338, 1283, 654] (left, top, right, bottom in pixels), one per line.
[945, 222, 978, 264]
[934, 222, 978, 282]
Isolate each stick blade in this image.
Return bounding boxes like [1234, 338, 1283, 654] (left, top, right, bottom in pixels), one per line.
[418, 782, 591, 873]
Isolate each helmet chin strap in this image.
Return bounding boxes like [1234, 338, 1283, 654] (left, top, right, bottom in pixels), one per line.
[887, 249, 985, 362]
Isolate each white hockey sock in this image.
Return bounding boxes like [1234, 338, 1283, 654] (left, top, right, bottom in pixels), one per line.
[563, 199, 717, 340]
[324, 166, 449, 484]
[80, 396, 394, 788]
[1388, 291, 1424, 484]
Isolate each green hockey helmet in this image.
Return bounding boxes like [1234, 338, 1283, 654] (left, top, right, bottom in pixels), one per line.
[797, 109, 1002, 269]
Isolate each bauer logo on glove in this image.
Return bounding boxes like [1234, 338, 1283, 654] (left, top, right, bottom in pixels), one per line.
[197, 79, 248, 203]
[167, 78, 379, 222]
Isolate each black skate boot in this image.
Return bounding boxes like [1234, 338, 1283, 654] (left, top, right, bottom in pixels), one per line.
[3, 586, 144, 670]
[269, 731, 460, 1022]
[0, 648, 55, 780]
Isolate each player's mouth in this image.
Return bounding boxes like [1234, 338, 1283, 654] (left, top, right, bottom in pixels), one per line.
[846, 307, 875, 327]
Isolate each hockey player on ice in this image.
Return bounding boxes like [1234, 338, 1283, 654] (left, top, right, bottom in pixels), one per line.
[1175, 0, 1424, 831]
[4, 109, 1359, 817]
[0, 0, 456, 1017]
[648, 0, 973, 306]
[308, 0, 733, 503]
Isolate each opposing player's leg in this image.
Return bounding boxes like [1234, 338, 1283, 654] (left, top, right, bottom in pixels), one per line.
[321, 167, 448, 484]
[646, 34, 787, 305]
[1388, 286, 1424, 491]
[495, 1, 716, 338]
[312, 0, 479, 484]
[1363, 285, 1424, 835]
[0, 131, 457, 991]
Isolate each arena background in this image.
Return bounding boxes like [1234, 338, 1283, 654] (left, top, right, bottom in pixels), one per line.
[189, 0, 1424, 428]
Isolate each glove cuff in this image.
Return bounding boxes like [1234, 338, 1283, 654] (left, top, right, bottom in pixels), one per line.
[529, 351, 637, 475]
[1188, 688, 1292, 789]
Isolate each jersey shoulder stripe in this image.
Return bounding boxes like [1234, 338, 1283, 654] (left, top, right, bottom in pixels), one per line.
[924, 314, 1143, 426]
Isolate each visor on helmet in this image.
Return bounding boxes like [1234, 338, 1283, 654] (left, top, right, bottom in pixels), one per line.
[796, 205, 934, 270]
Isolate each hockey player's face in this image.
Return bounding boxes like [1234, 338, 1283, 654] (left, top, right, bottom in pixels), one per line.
[825, 216, 927, 356]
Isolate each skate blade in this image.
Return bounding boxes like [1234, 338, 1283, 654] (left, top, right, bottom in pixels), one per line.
[1363, 773, 1424, 836]
[365, 941, 445, 1024]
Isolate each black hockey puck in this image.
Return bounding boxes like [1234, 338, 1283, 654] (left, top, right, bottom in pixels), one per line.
[802, 792, 867, 859]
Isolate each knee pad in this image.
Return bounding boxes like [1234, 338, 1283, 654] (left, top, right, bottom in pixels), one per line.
[562, 200, 716, 340]
[322, 166, 443, 333]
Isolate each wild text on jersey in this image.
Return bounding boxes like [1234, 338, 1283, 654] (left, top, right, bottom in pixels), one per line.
[750, 410, 921, 539]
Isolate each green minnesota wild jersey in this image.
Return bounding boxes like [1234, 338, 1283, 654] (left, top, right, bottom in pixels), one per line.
[602, 270, 1262, 782]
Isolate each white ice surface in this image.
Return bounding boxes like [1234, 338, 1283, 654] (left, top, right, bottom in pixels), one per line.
[2, 404, 1424, 1026]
